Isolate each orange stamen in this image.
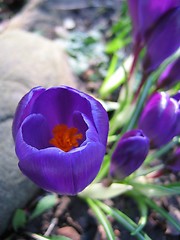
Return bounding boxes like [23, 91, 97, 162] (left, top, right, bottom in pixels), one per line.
[50, 124, 83, 152]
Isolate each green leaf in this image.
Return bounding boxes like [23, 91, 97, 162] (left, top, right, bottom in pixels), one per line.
[93, 155, 111, 182]
[79, 183, 132, 199]
[131, 197, 148, 235]
[105, 36, 131, 54]
[132, 182, 180, 197]
[106, 25, 131, 54]
[86, 198, 115, 240]
[122, 48, 180, 133]
[144, 139, 177, 165]
[25, 233, 70, 240]
[48, 236, 71, 240]
[29, 194, 57, 220]
[99, 55, 133, 98]
[12, 209, 27, 231]
[111, 18, 130, 34]
[96, 201, 151, 240]
[144, 197, 180, 232]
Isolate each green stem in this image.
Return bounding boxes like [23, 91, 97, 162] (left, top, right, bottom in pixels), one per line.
[94, 155, 111, 182]
[128, 164, 164, 179]
[144, 197, 180, 232]
[109, 64, 129, 135]
[95, 200, 151, 240]
[122, 74, 152, 133]
[86, 198, 115, 240]
[132, 200, 148, 235]
[144, 138, 178, 165]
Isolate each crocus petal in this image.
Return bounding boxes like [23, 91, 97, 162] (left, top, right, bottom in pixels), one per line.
[20, 114, 52, 150]
[31, 86, 109, 146]
[30, 87, 90, 130]
[127, 0, 180, 45]
[127, 0, 140, 44]
[157, 58, 180, 89]
[16, 114, 105, 195]
[110, 129, 149, 179]
[12, 87, 45, 140]
[143, 7, 180, 73]
[139, 92, 180, 147]
[139, 0, 180, 41]
[82, 93, 109, 146]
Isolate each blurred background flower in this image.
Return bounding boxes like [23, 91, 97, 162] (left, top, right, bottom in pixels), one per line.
[143, 7, 180, 74]
[127, 0, 180, 48]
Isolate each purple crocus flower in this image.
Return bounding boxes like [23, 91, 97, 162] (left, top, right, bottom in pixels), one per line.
[157, 58, 180, 89]
[12, 86, 109, 195]
[127, 0, 180, 48]
[110, 129, 149, 179]
[139, 92, 180, 148]
[167, 148, 180, 172]
[143, 7, 180, 73]
[127, 0, 180, 84]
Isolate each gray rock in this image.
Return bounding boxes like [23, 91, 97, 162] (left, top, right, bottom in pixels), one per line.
[0, 29, 76, 235]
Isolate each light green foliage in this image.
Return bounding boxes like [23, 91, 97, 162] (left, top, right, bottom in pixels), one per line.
[29, 194, 57, 220]
[86, 198, 115, 240]
[12, 209, 27, 231]
[26, 233, 71, 240]
[79, 183, 132, 199]
[62, 30, 109, 78]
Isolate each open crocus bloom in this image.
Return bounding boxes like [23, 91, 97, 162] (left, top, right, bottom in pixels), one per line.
[12, 86, 109, 195]
[110, 129, 149, 179]
[139, 92, 180, 148]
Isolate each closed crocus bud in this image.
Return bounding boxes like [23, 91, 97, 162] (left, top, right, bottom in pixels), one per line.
[167, 148, 180, 172]
[12, 86, 109, 195]
[143, 7, 180, 74]
[139, 92, 180, 148]
[157, 58, 180, 89]
[110, 129, 149, 179]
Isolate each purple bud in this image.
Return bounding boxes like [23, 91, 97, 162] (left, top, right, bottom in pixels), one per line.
[157, 58, 180, 89]
[110, 129, 149, 179]
[139, 92, 180, 148]
[167, 148, 180, 172]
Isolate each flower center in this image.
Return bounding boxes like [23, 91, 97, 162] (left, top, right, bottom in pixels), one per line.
[50, 124, 83, 152]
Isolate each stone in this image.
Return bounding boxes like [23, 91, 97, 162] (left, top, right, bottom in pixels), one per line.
[0, 29, 76, 235]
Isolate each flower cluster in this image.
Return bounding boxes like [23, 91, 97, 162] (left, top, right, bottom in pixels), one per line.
[12, 1, 180, 198]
